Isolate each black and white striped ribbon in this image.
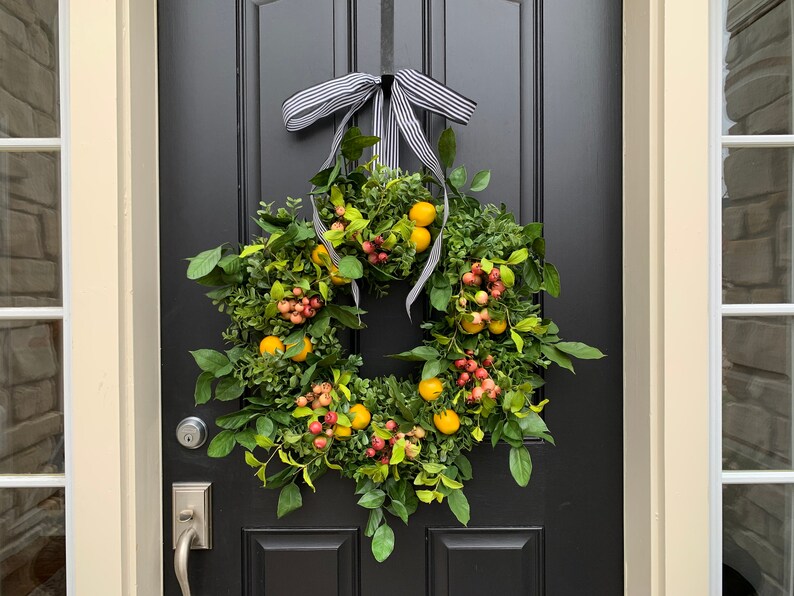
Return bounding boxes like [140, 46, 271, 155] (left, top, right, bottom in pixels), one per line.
[282, 68, 476, 317]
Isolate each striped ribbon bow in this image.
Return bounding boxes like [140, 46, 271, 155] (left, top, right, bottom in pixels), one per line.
[282, 68, 476, 317]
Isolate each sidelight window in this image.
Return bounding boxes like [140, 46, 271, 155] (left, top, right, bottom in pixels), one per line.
[0, 0, 69, 593]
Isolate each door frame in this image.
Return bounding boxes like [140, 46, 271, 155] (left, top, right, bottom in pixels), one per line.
[66, 0, 711, 593]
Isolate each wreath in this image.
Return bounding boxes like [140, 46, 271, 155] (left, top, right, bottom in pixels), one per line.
[186, 127, 604, 561]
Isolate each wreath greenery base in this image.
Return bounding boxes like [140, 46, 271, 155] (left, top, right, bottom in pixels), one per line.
[186, 128, 604, 561]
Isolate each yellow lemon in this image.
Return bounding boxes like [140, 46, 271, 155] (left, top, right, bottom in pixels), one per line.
[259, 335, 285, 355]
[287, 336, 313, 362]
[408, 201, 437, 227]
[311, 244, 330, 266]
[333, 424, 352, 439]
[349, 404, 371, 430]
[488, 320, 508, 335]
[410, 226, 431, 253]
[433, 409, 460, 435]
[418, 377, 443, 401]
[461, 320, 486, 334]
[329, 266, 350, 285]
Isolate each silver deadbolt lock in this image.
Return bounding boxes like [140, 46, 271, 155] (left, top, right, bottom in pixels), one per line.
[176, 416, 208, 449]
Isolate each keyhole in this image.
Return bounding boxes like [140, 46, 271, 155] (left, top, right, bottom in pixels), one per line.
[184, 434, 193, 444]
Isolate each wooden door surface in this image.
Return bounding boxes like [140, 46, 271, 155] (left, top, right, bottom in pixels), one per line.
[158, 1, 622, 594]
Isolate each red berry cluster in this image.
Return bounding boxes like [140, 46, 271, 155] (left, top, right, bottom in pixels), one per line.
[365, 420, 425, 464]
[362, 235, 389, 265]
[454, 351, 502, 404]
[277, 287, 324, 325]
[295, 382, 333, 410]
[308, 410, 339, 450]
[462, 263, 507, 300]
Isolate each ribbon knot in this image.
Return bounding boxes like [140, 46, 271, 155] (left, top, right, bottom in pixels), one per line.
[282, 69, 476, 317]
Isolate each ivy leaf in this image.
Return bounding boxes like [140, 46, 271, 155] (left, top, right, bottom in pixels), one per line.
[438, 127, 456, 169]
[190, 349, 232, 377]
[214, 377, 245, 401]
[358, 489, 386, 509]
[365, 508, 384, 537]
[449, 166, 467, 189]
[371, 523, 395, 562]
[207, 430, 236, 458]
[337, 256, 364, 280]
[194, 372, 213, 405]
[543, 262, 561, 297]
[509, 446, 533, 487]
[469, 170, 491, 192]
[555, 341, 605, 360]
[541, 345, 575, 373]
[277, 483, 302, 518]
[447, 489, 470, 526]
[186, 246, 223, 280]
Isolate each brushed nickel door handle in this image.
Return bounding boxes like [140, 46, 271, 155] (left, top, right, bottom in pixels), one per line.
[172, 483, 212, 595]
[174, 520, 199, 596]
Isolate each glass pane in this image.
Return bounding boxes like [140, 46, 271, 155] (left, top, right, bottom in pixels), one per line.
[724, 484, 793, 595]
[0, 320, 63, 473]
[723, 148, 793, 304]
[723, 317, 794, 470]
[0, 0, 60, 138]
[0, 488, 65, 594]
[724, 0, 792, 134]
[0, 151, 61, 307]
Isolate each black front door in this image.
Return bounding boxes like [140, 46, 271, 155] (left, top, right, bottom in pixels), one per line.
[158, 1, 622, 594]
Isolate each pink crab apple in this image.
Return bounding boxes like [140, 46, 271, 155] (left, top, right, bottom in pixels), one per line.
[325, 428, 334, 437]
[295, 396, 308, 407]
[313, 437, 327, 449]
[368, 253, 379, 265]
[371, 436, 386, 451]
[310, 296, 323, 309]
[377, 252, 389, 263]
[309, 421, 323, 435]
[290, 312, 305, 324]
[454, 358, 467, 369]
[482, 355, 494, 367]
[366, 448, 377, 457]
[385, 420, 397, 431]
[464, 360, 478, 373]
[374, 235, 385, 246]
[474, 290, 489, 305]
[362, 241, 376, 254]
[293, 287, 303, 297]
[462, 272, 477, 285]
[475, 368, 489, 380]
[277, 299, 292, 313]
[471, 262, 483, 275]
[459, 372, 471, 383]
[335, 205, 346, 217]
[481, 378, 496, 392]
[488, 268, 501, 282]
[471, 387, 485, 401]
[380, 456, 390, 465]
[325, 411, 338, 425]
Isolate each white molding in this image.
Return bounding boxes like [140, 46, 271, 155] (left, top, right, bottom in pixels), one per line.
[0, 474, 66, 488]
[722, 134, 794, 147]
[722, 471, 794, 484]
[0, 307, 64, 320]
[722, 304, 794, 316]
[0, 138, 61, 151]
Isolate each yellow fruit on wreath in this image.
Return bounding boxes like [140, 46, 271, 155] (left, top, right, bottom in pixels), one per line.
[488, 319, 508, 334]
[408, 201, 437, 227]
[349, 404, 371, 430]
[259, 335, 285, 355]
[433, 409, 460, 435]
[329, 266, 350, 285]
[311, 244, 330, 266]
[461, 319, 486, 334]
[333, 424, 352, 439]
[418, 377, 443, 401]
[287, 336, 313, 362]
[410, 226, 431, 253]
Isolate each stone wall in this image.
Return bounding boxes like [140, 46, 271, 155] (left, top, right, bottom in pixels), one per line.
[723, 1, 794, 594]
[0, 0, 65, 592]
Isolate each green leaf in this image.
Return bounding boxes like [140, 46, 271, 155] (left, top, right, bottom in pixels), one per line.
[187, 246, 223, 280]
[270, 280, 285, 301]
[244, 451, 262, 467]
[214, 377, 245, 401]
[422, 462, 446, 474]
[449, 165, 467, 189]
[513, 316, 542, 333]
[555, 341, 606, 360]
[517, 410, 555, 444]
[469, 170, 491, 192]
[541, 345, 575, 373]
[500, 265, 515, 288]
[371, 523, 395, 562]
[215, 409, 254, 429]
[480, 258, 493, 273]
[341, 127, 379, 161]
[390, 441, 406, 465]
[390, 346, 440, 362]
[422, 358, 447, 380]
[277, 483, 302, 518]
[416, 490, 436, 503]
[318, 281, 329, 301]
[337, 255, 364, 280]
[255, 434, 275, 448]
[357, 489, 386, 509]
[239, 244, 264, 258]
[325, 304, 366, 329]
[302, 467, 316, 492]
[283, 339, 306, 359]
[235, 428, 256, 450]
[430, 281, 453, 312]
[438, 128, 456, 169]
[454, 455, 473, 480]
[510, 330, 524, 353]
[447, 489, 470, 525]
[440, 474, 463, 489]
[509, 446, 533, 487]
[365, 508, 384, 537]
[207, 430, 236, 458]
[190, 349, 232, 377]
[471, 426, 484, 442]
[390, 500, 409, 524]
[543, 262, 561, 297]
[194, 372, 213, 405]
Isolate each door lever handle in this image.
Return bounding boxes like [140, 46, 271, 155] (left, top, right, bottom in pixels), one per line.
[175, 520, 199, 596]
